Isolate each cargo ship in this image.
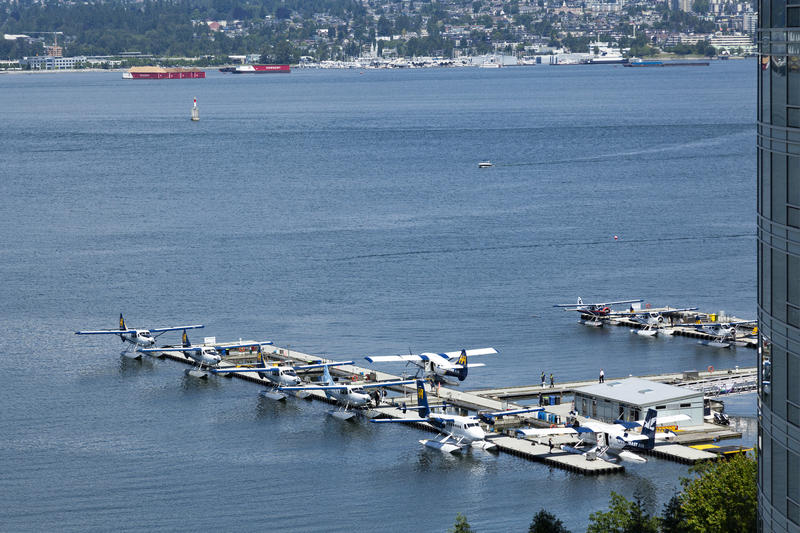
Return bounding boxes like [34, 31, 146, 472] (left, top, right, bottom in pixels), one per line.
[122, 67, 205, 79]
[219, 64, 290, 74]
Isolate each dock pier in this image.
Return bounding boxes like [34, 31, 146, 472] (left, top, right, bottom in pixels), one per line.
[156, 344, 746, 474]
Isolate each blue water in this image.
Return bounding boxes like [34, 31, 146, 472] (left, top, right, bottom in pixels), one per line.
[0, 61, 756, 532]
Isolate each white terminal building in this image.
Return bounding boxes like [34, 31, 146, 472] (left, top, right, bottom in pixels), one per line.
[572, 377, 704, 428]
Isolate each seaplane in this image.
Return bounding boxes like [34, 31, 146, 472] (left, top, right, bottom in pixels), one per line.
[136, 330, 273, 378]
[515, 409, 689, 463]
[364, 348, 496, 386]
[371, 380, 544, 453]
[75, 314, 204, 358]
[553, 298, 644, 327]
[278, 365, 416, 420]
[211, 351, 355, 400]
[679, 320, 756, 348]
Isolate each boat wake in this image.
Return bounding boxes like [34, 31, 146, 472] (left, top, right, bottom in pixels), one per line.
[334, 232, 755, 261]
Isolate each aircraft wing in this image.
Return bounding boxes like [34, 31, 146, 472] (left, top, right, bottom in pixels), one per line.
[137, 347, 200, 354]
[553, 299, 643, 308]
[479, 407, 544, 420]
[211, 366, 279, 374]
[279, 385, 350, 391]
[365, 348, 496, 366]
[622, 413, 690, 426]
[370, 418, 430, 424]
[148, 324, 205, 333]
[280, 379, 415, 392]
[211, 360, 354, 374]
[293, 361, 354, 370]
[75, 329, 133, 335]
[213, 341, 273, 349]
[358, 379, 416, 389]
[516, 427, 583, 437]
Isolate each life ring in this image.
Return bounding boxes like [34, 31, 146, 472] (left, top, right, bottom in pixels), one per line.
[708, 365, 714, 373]
[601, 307, 610, 314]
[550, 424, 556, 428]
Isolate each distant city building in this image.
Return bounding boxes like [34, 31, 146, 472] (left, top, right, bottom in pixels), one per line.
[757, 0, 800, 528]
[45, 45, 62, 57]
[21, 55, 86, 70]
[743, 12, 758, 33]
[708, 31, 755, 53]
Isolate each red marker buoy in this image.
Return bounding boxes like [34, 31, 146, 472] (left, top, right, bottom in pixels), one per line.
[613, 235, 619, 240]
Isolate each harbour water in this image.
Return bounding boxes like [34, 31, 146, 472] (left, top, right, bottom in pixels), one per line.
[0, 61, 756, 532]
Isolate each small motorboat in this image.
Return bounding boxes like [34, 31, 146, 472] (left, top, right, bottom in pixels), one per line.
[478, 161, 493, 168]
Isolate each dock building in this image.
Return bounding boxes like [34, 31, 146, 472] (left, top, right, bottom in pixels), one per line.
[572, 377, 704, 427]
[757, 0, 800, 529]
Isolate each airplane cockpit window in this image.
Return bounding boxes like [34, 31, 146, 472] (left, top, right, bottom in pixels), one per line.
[286, 370, 297, 376]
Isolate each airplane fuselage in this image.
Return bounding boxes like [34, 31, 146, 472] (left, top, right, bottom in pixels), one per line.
[326, 387, 371, 407]
[429, 414, 486, 443]
[259, 367, 302, 387]
[186, 347, 222, 367]
[121, 330, 156, 347]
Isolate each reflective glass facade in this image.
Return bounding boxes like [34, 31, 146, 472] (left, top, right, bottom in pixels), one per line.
[758, 0, 800, 529]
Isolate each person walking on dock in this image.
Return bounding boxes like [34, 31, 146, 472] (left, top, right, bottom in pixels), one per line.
[550, 373, 554, 388]
[541, 371, 546, 387]
[548, 438, 553, 452]
[599, 368, 605, 383]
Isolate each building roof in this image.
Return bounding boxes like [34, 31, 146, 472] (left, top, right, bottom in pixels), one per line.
[574, 377, 702, 405]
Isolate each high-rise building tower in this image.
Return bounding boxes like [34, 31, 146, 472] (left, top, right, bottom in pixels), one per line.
[757, 0, 800, 529]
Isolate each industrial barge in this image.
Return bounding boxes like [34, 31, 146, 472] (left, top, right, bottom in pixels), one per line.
[219, 64, 290, 73]
[122, 67, 205, 79]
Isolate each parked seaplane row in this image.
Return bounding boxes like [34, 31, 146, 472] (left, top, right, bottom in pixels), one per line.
[77, 316, 539, 453]
[554, 298, 757, 348]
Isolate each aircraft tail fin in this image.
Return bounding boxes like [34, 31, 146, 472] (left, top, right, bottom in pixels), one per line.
[119, 313, 126, 331]
[641, 408, 657, 449]
[182, 330, 191, 348]
[456, 349, 468, 381]
[321, 365, 334, 386]
[416, 380, 430, 418]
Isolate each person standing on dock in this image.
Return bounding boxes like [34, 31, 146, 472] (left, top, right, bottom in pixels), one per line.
[548, 438, 553, 452]
[541, 371, 546, 387]
[550, 373, 554, 388]
[599, 369, 605, 383]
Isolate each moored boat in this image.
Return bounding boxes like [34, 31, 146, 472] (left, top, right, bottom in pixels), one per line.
[229, 64, 290, 74]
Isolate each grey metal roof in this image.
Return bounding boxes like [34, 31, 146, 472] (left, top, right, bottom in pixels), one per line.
[573, 377, 703, 405]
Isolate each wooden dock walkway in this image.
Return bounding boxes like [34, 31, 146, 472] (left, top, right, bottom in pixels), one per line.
[154, 344, 736, 474]
[474, 367, 757, 399]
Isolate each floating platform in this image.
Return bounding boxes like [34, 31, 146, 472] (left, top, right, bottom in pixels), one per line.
[154, 345, 739, 475]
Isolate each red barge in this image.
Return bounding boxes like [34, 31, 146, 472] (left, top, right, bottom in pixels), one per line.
[221, 64, 290, 74]
[123, 67, 205, 79]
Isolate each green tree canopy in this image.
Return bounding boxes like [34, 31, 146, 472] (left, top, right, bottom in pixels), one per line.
[587, 492, 659, 533]
[680, 454, 757, 533]
[449, 513, 475, 533]
[529, 509, 571, 533]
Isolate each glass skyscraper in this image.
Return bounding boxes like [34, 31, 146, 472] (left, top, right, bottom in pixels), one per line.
[757, 0, 800, 528]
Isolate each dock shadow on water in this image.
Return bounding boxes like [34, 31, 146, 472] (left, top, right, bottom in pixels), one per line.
[414, 447, 490, 473]
[179, 373, 221, 393]
[115, 354, 155, 375]
[254, 395, 303, 419]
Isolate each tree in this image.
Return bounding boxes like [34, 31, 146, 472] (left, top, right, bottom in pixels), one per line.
[661, 495, 690, 533]
[449, 513, 474, 533]
[529, 509, 571, 533]
[680, 454, 757, 533]
[587, 492, 658, 533]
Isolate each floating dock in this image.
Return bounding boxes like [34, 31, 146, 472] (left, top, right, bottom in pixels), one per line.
[578, 306, 758, 348]
[152, 343, 741, 475]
